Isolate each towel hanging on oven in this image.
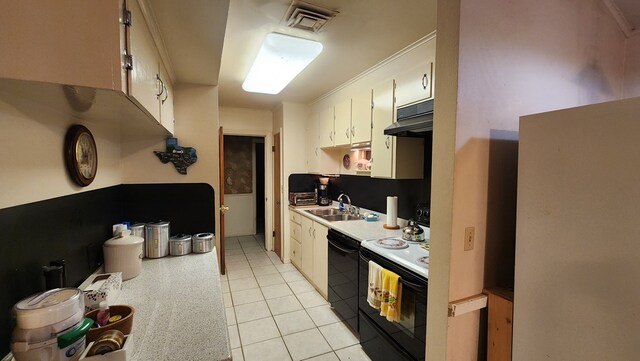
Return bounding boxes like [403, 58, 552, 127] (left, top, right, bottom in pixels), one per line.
[367, 261, 383, 309]
[380, 268, 402, 322]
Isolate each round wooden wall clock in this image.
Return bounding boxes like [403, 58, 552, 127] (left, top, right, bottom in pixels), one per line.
[64, 124, 98, 187]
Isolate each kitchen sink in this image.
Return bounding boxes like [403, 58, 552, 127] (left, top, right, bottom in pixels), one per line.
[305, 208, 362, 222]
[305, 208, 343, 216]
[321, 214, 363, 222]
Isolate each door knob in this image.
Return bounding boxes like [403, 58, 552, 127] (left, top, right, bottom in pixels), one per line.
[220, 205, 229, 214]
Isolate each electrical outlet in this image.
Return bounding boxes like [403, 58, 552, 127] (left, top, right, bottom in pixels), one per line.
[464, 227, 475, 251]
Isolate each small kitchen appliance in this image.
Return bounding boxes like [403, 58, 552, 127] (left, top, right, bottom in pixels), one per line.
[11, 288, 93, 361]
[130, 223, 145, 257]
[317, 177, 331, 206]
[288, 192, 317, 206]
[144, 221, 170, 258]
[103, 231, 144, 280]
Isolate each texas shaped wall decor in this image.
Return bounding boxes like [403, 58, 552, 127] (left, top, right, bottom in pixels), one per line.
[154, 138, 197, 175]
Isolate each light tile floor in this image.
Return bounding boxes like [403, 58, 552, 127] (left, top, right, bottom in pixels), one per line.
[222, 235, 372, 361]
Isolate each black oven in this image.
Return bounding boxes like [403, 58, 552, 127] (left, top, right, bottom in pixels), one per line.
[358, 247, 427, 361]
[327, 228, 360, 333]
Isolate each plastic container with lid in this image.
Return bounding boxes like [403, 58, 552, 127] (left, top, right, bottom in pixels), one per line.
[12, 288, 92, 361]
[103, 230, 144, 280]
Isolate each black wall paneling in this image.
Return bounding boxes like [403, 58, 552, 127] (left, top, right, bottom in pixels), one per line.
[121, 183, 215, 235]
[289, 174, 431, 220]
[0, 183, 215, 355]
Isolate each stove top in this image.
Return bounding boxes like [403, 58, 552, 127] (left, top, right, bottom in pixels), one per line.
[360, 226, 430, 279]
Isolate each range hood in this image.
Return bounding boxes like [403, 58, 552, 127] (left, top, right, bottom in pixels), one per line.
[384, 99, 434, 137]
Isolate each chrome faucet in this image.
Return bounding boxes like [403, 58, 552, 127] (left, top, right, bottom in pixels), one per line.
[337, 193, 351, 212]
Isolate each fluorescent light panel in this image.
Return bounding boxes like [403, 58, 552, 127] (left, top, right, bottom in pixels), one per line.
[242, 33, 323, 94]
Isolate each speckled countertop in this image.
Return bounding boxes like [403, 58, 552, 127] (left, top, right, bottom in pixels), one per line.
[2, 250, 230, 361]
[116, 249, 230, 361]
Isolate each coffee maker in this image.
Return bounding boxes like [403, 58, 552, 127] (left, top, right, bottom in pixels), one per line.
[317, 177, 331, 206]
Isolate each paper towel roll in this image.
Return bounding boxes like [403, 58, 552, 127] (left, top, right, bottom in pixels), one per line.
[386, 196, 398, 228]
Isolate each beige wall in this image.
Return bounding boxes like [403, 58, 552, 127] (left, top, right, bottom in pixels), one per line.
[439, 0, 628, 359]
[121, 84, 221, 264]
[279, 102, 308, 263]
[219, 106, 274, 247]
[624, 36, 640, 98]
[0, 95, 122, 209]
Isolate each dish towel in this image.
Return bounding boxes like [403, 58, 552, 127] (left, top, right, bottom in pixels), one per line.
[380, 268, 402, 322]
[367, 261, 383, 309]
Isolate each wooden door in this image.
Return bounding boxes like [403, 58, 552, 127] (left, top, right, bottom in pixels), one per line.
[273, 133, 281, 258]
[219, 127, 227, 274]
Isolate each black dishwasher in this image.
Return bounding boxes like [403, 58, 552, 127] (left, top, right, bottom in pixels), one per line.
[327, 228, 360, 334]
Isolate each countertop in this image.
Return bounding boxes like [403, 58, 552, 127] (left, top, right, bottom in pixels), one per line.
[117, 249, 230, 361]
[289, 202, 407, 241]
[2, 250, 230, 361]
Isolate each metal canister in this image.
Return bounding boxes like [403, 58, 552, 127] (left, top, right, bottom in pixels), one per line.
[192, 233, 214, 253]
[144, 221, 170, 258]
[130, 223, 145, 257]
[169, 234, 192, 256]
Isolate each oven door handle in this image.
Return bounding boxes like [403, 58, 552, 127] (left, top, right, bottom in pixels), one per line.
[361, 250, 426, 291]
[401, 278, 426, 291]
[327, 237, 358, 254]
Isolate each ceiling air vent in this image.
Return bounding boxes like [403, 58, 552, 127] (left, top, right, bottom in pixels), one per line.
[284, 1, 338, 33]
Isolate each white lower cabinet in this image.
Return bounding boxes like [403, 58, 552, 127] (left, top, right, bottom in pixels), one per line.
[289, 213, 329, 298]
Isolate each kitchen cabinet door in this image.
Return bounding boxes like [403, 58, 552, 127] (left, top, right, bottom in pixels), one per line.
[333, 99, 352, 147]
[371, 80, 424, 179]
[312, 222, 329, 298]
[159, 62, 175, 135]
[301, 217, 314, 278]
[127, 0, 162, 123]
[394, 38, 435, 108]
[371, 80, 395, 178]
[290, 238, 302, 269]
[351, 90, 373, 144]
[318, 106, 335, 148]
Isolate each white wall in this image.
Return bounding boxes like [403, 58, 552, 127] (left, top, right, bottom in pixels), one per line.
[219, 107, 273, 245]
[624, 35, 640, 98]
[121, 84, 221, 264]
[515, 97, 640, 360]
[434, 0, 628, 360]
[279, 102, 308, 263]
[0, 93, 122, 209]
[225, 194, 254, 236]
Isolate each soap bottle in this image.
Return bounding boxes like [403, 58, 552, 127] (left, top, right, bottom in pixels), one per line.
[96, 301, 110, 326]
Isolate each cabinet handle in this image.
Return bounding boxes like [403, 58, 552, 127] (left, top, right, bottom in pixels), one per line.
[351, 125, 355, 137]
[309, 227, 312, 236]
[385, 137, 390, 149]
[422, 73, 428, 90]
[313, 228, 316, 238]
[345, 128, 350, 139]
[156, 75, 164, 97]
[162, 84, 168, 104]
[315, 147, 318, 156]
[329, 131, 333, 141]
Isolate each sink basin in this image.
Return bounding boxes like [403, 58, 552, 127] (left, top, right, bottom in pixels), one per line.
[305, 208, 343, 216]
[305, 208, 362, 221]
[318, 214, 363, 222]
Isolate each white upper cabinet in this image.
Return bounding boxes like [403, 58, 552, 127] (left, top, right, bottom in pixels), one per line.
[371, 80, 395, 178]
[0, 0, 175, 137]
[394, 38, 436, 108]
[371, 79, 424, 179]
[351, 90, 373, 144]
[159, 61, 175, 135]
[318, 106, 335, 148]
[127, 0, 162, 123]
[333, 99, 352, 147]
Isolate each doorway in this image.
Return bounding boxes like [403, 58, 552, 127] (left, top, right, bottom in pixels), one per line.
[222, 135, 267, 248]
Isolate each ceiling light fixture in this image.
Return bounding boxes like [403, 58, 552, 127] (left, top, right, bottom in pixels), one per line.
[242, 33, 323, 94]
